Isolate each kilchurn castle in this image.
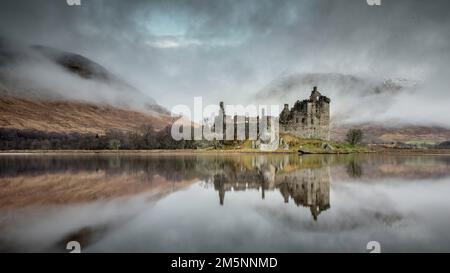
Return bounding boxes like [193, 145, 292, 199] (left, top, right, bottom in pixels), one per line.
[279, 86, 331, 140]
[217, 86, 331, 142]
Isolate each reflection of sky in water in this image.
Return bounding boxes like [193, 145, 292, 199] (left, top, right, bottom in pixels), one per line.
[1, 155, 450, 252]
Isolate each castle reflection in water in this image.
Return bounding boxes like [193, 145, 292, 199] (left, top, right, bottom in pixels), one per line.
[212, 156, 331, 221]
[0, 154, 341, 221]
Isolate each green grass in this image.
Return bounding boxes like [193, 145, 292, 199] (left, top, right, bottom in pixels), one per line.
[281, 134, 369, 154]
[200, 134, 370, 154]
[405, 140, 438, 146]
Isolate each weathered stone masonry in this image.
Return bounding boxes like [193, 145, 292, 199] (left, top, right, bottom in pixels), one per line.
[279, 86, 331, 140]
[216, 86, 330, 142]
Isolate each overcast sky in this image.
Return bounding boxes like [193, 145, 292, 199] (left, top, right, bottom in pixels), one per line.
[1, 0, 449, 126]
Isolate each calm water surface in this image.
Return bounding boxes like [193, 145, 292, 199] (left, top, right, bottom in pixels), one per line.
[1, 154, 450, 253]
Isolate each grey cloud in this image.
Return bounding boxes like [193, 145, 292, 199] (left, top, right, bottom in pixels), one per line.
[0, 0, 449, 125]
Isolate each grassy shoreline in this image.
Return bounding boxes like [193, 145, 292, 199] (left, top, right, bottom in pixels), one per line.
[1, 148, 450, 155]
[1, 134, 449, 156]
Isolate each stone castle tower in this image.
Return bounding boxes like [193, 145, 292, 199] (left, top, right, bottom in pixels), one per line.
[279, 86, 331, 140]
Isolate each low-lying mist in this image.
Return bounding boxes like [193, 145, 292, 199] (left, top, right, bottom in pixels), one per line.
[0, 40, 160, 113]
[254, 72, 449, 128]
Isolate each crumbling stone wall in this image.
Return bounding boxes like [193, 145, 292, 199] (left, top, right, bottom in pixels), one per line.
[279, 86, 330, 140]
[215, 86, 330, 142]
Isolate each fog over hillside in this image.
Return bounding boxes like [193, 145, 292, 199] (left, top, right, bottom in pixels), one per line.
[0, 0, 449, 127]
[255, 73, 424, 126]
[0, 39, 162, 113]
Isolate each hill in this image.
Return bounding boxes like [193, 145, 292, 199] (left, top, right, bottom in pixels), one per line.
[255, 72, 450, 144]
[0, 39, 173, 135]
[0, 94, 172, 134]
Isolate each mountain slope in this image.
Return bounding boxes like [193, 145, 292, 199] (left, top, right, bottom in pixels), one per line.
[0, 39, 173, 135]
[256, 72, 449, 144]
[0, 94, 172, 134]
[257, 72, 415, 101]
[0, 39, 168, 111]
[331, 124, 450, 144]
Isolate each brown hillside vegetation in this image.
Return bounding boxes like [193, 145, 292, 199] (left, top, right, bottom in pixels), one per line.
[0, 95, 173, 134]
[331, 124, 450, 144]
[0, 171, 196, 211]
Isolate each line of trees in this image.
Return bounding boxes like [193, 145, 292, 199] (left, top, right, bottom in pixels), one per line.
[0, 125, 204, 150]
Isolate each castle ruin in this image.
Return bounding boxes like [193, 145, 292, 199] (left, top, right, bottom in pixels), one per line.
[214, 86, 330, 143]
[279, 86, 331, 140]
[212, 157, 331, 221]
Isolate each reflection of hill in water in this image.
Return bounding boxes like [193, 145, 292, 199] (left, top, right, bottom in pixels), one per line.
[2, 154, 450, 252]
[331, 154, 450, 180]
[3, 154, 449, 180]
[1, 154, 450, 213]
[212, 156, 331, 220]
